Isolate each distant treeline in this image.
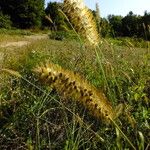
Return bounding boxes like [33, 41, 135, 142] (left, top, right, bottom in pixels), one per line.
[98, 11, 150, 40]
[0, 0, 45, 29]
[0, 0, 149, 40]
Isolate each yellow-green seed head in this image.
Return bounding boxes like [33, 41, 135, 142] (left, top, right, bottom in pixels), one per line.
[63, 0, 100, 46]
[34, 62, 115, 122]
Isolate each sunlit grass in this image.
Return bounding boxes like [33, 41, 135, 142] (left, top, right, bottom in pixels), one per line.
[0, 31, 149, 149]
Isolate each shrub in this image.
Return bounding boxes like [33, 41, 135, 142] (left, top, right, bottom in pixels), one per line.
[0, 11, 12, 29]
[49, 31, 79, 41]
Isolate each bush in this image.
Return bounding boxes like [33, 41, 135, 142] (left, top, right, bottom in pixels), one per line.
[49, 31, 79, 41]
[0, 11, 12, 29]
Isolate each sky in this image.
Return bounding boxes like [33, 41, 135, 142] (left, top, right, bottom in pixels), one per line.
[45, 0, 150, 17]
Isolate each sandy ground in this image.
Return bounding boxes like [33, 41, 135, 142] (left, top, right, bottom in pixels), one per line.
[0, 41, 30, 48]
[0, 34, 48, 48]
[0, 34, 48, 64]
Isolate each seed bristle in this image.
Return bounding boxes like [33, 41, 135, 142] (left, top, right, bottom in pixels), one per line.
[34, 62, 116, 122]
[63, 0, 100, 46]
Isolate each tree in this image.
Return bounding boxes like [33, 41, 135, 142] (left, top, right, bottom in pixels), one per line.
[100, 18, 111, 37]
[122, 11, 139, 37]
[141, 11, 150, 40]
[107, 11, 150, 40]
[45, 2, 67, 31]
[0, 11, 12, 29]
[108, 15, 123, 37]
[0, 0, 45, 28]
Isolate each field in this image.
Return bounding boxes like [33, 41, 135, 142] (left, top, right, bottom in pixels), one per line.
[0, 30, 150, 150]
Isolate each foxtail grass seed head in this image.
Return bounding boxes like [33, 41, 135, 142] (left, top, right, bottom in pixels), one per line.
[63, 0, 100, 46]
[34, 62, 116, 122]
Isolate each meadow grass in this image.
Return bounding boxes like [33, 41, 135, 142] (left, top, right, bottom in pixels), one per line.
[0, 34, 149, 149]
[0, 33, 25, 43]
[0, 0, 149, 148]
[0, 28, 49, 43]
[0, 28, 33, 42]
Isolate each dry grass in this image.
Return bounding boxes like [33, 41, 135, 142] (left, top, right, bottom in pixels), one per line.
[0, 34, 25, 43]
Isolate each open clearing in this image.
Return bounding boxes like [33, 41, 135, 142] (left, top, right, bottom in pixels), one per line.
[0, 34, 48, 48]
[0, 34, 49, 65]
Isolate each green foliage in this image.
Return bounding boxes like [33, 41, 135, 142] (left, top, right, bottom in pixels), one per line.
[100, 18, 111, 37]
[0, 28, 32, 35]
[106, 11, 150, 40]
[49, 31, 79, 41]
[0, 0, 45, 28]
[0, 11, 12, 29]
[142, 11, 150, 40]
[108, 15, 123, 37]
[45, 2, 68, 31]
[107, 37, 149, 48]
[122, 11, 140, 37]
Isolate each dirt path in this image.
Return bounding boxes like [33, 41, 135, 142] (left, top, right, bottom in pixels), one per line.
[0, 41, 30, 48]
[0, 34, 48, 48]
[0, 34, 49, 67]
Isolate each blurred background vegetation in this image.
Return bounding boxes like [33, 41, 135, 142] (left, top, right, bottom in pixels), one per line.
[0, 0, 149, 40]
